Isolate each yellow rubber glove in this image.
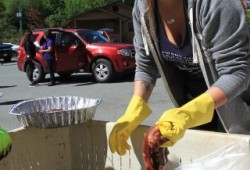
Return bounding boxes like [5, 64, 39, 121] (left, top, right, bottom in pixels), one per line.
[156, 93, 214, 147]
[109, 95, 151, 155]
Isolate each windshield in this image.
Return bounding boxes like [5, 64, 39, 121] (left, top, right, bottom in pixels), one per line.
[77, 30, 110, 44]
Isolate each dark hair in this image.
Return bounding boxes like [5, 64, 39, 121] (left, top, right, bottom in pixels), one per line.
[23, 31, 32, 47]
[43, 29, 52, 39]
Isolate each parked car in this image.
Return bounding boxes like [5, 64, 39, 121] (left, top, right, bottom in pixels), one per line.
[3, 43, 19, 57]
[17, 28, 135, 83]
[0, 43, 13, 62]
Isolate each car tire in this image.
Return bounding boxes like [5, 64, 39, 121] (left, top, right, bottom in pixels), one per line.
[26, 61, 45, 83]
[92, 59, 114, 83]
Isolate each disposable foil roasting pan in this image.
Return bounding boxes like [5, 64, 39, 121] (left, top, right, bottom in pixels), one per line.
[9, 96, 102, 128]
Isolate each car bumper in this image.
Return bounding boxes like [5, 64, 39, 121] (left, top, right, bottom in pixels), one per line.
[114, 56, 135, 73]
[0, 53, 12, 59]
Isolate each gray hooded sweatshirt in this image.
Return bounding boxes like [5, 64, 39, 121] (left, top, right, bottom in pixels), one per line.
[133, 0, 250, 134]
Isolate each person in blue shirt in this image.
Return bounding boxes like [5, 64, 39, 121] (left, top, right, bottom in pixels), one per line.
[39, 29, 56, 86]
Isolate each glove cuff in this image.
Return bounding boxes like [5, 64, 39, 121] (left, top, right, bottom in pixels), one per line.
[125, 95, 151, 117]
[155, 93, 215, 147]
[117, 95, 152, 128]
[184, 93, 214, 128]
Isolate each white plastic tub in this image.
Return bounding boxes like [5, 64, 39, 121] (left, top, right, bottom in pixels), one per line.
[0, 121, 249, 170]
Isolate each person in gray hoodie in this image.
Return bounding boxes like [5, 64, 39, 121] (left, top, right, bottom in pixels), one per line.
[109, 0, 250, 168]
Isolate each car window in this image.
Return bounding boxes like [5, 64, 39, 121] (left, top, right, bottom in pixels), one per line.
[60, 32, 82, 46]
[77, 30, 110, 44]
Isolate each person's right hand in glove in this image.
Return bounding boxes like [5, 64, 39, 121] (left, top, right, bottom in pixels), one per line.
[0, 128, 12, 160]
[109, 95, 152, 156]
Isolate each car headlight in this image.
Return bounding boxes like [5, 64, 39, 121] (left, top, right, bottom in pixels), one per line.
[118, 49, 131, 57]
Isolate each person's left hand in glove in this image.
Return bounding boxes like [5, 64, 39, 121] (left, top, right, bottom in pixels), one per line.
[154, 92, 218, 147]
[142, 87, 227, 169]
[0, 128, 12, 160]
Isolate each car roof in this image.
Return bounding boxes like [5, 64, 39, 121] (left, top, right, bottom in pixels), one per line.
[32, 28, 93, 34]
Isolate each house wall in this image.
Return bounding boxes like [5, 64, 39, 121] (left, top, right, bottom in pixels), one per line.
[75, 19, 120, 33]
[122, 21, 134, 43]
[64, 3, 134, 44]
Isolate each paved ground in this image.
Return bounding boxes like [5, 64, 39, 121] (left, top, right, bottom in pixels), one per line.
[0, 58, 174, 131]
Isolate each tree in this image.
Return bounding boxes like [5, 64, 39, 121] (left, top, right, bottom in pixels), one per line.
[0, 1, 19, 43]
[0, 0, 129, 43]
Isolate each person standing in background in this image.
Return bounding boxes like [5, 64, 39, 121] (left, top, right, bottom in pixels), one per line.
[39, 29, 56, 86]
[23, 31, 37, 87]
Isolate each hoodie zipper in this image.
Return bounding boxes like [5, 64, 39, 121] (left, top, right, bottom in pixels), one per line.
[189, 7, 210, 87]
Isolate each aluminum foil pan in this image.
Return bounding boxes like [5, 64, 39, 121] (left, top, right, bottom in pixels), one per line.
[9, 96, 102, 128]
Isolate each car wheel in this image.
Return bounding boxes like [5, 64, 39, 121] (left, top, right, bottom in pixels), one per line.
[92, 59, 114, 83]
[26, 61, 45, 83]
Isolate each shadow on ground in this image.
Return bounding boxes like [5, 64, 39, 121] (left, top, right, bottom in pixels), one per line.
[0, 99, 27, 106]
[38, 72, 135, 86]
[0, 85, 17, 89]
[0, 59, 17, 66]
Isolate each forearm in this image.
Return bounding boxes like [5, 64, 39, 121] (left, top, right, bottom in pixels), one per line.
[134, 80, 154, 102]
[40, 46, 53, 53]
[241, 0, 247, 12]
[109, 81, 153, 156]
[205, 87, 228, 109]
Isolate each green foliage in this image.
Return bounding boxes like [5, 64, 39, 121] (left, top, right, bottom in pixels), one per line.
[0, 16, 19, 43]
[247, 10, 250, 23]
[64, 0, 86, 18]
[0, 0, 19, 43]
[63, 0, 117, 20]
[0, 2, 5, 16]
[0, 0, 122, 43]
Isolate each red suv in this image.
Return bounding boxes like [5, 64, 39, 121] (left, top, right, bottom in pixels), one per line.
[17, 28, 135, 83]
